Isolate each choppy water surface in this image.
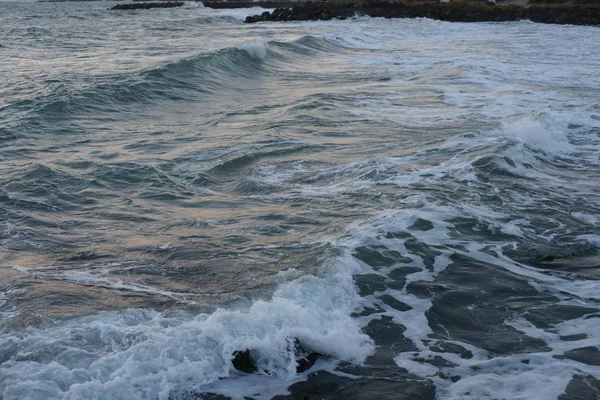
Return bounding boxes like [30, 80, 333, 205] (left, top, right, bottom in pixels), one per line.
[1, 2, 599, 399]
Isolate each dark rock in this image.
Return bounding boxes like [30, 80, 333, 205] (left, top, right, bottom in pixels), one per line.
[274, 332, 435, 399]
[232, 339, 323, 375]
[563, 346, 600, 366]
[406, 280, 448, 299]
[244, 1, 600, 26]
[387, 266, 421, 290]
[196, 394, 232, 400]
[412, 355, 457, 368]
[110, 1, 184, 10]
[529, 255, 600, 281]
[273, 370, 436, 400]
[523, 305, 597, 329]
[353, 247, 411, 269]
[203, 0, 297, 8]
[384, 231, 412, 240]
[353, 273, 387, 296]
[378, 294, 412, 312]
[403, 238, 441, 270]
[560, 333, 588, 342]
[294, 340, 321, 373]
[363, 315, 418, 366]
[231, 349, 258, 373]
[173, 392, 232, 400]
[559, 375, 600, 400]
[429, 341, 473, 359]
[58, 251, 108, 261]
[408, 218, 434, 231]
[351, 305, 385, 317]
[424, 254, 554, 356]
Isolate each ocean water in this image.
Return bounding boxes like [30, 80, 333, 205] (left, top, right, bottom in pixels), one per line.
[1, 2, 599, 399]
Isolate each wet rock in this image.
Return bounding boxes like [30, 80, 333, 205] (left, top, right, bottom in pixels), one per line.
[351, 305, 385, 317]
[403, 238, 441, 270]
[204, 0, 296, 8]
[407, 218, 434, 231]
[57, 251, 108, 261]
[353, 274, 387, 296]
[110, 2, 184, 10]
[378, 294, 412, 312]
[429, 341, 473, 359]
[384, 231, 412, 240]
[273, 369, 436, 400]
[231, 339, 323, 374]
[563, 346, 600, 366]
[529, 255, 600, 281]
[523, 305, 597, 329]
[427, 293, 551, 355]
[559, 375, 600, 400]
[294, 340, 321, 373]
[425, 254, 554, 356]
[406, 280, 448, 299]
[413, 355, 457, 368]
[353, 247, 411, 269]
[244, 1, 600, 26]
[387, 266, 421, 290]
[560, 333, 588, 342]
[232, 349, 258, 373]
[193, 394, 232, 400]
[363, 315, 418, 365]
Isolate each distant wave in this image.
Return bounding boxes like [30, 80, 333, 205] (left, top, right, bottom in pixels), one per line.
[3, 36, 344, 132]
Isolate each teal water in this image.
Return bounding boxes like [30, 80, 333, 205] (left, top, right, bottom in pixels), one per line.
[1, 2, 600, 399]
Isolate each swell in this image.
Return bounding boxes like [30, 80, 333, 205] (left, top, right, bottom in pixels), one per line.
[2, 35, 345, 133]
[1, 109, 598, 400]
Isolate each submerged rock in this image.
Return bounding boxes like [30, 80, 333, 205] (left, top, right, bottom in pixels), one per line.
[273, 369, 436, 400]
[231, 339, 323, 374]
[423, 254, 555, 356]
[559, 375, 600, 400]
[294, 340, 321, 373]
[231, 349, 258, 373]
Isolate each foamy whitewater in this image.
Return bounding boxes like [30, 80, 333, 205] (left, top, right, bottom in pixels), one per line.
[0, 2, 599, 399]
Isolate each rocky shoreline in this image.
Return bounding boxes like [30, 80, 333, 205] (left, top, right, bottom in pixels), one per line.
[110, 1, 184, 10]
[109, 0, 297, 10]
[107, 0, 600, 26]
[245, 1, 600, 25]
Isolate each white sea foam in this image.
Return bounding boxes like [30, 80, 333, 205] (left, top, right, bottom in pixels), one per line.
[496, 114, 574, 154]
[276, 268, 302, 279]
[353, 205, 600, 399]
[572, 212, 600, 225]
[183, 1, 204, 8]
[206, 7, 272, 21]
[2, 10, 599, 400]
[236, 41, 268, 60]
[338, 152, 600, 396]
[0, 252, 374, 400]
[577, 234, 600, 249]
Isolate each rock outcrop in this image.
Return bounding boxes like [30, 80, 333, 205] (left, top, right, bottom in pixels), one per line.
[110, 2, 185, 10]
[231, 339, 323, 374]
[245, 1, 600, 26]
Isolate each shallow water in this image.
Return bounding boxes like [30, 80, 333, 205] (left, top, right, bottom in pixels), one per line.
[1, 2, 599, 399]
